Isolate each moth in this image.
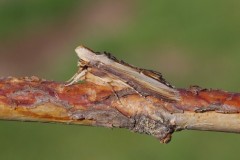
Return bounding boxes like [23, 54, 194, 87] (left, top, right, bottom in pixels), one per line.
[67, 46, 179, 102]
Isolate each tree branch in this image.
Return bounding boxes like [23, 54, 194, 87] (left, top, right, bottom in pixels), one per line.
[0, 46, 240, 143]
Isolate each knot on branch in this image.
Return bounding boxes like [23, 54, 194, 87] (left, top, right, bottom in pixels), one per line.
[132, 115, 174, 143]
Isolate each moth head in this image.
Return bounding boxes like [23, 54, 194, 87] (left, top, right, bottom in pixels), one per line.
[75, 45, 114, 66]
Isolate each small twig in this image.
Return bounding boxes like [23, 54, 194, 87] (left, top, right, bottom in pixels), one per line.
[0, 46, 240, 143]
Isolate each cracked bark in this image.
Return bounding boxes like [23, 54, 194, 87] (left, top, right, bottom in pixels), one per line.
[0, 46, 240, 143]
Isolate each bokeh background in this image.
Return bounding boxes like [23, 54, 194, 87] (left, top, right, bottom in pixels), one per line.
[1, 0, 240, 160]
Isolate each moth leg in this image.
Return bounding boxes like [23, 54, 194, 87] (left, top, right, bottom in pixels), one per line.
[66, 71, 79, 83]
[65, 69, 87, 86]
[106, 81, 126, 114]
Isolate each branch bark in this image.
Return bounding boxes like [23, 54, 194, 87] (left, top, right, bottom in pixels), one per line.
[0, 46, 240, 143]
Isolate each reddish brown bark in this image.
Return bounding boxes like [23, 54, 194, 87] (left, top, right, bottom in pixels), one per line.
[0, 46, 240, 143]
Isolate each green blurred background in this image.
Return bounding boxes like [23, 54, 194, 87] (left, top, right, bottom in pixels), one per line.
[1, 0, 240, 159]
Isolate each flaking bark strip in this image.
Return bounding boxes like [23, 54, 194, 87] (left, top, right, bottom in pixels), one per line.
[177, 88, 240, 113]
[70, 109, 134, 128]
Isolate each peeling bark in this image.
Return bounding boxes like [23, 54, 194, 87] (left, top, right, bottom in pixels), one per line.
[0, 46, 240, 143]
